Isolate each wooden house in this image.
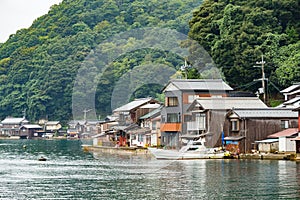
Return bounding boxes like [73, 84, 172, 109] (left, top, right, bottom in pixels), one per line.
[160, 79, 233, 149]
[45, 121, 62, 133]
[139, 105, 163, 147]
[112, 97, 160, 125]
[225, 108, 298, 154]
[186, 97, 267, 149]
[19, 124, 43, 139]
[0, 117, 29, 137]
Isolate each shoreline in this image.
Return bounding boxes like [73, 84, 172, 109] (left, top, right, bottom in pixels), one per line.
[83, 144, 300, 161]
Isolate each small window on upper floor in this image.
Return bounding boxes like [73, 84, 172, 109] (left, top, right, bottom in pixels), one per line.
[166, 97, 178, 107]
[231, 119, 239, 131]
[281, 120, 289, 129]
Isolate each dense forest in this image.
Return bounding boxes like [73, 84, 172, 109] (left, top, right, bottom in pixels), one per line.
[189, 0, 300, 95]
[0, 0, 299, 122]
[0, 0, 203, 122]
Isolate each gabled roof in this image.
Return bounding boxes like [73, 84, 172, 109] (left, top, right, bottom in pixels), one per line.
[1, 117, 29, 124]
[283, 96, 300, 105]
[228, 108, 298, 118]
[20, 124, 42, 129]
[45, 121, 60, 125]
[188, 97, 267, 111]
[139, 105, 163, 120]
[255, 139, 279, 143]
[163, 79, 233, 92]
[113, 98, 156, 112]
[267, 128, 298, 138]
[281, 83, 300, 93]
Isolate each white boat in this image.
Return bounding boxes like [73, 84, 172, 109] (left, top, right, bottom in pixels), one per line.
[148, 140, 226, 160]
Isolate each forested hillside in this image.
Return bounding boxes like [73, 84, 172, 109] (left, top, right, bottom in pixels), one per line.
[189, 0, 300, 92]
[0, 0, 299, 122]
[0, 0, 202, 122]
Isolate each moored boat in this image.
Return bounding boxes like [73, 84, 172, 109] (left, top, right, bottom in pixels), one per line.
[148, 140, 226, 160]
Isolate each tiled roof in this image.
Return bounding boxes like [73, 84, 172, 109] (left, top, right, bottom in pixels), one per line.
[283, 96, 300, 105]
[192, 97, 267, 110]
[267, 128, 298, 138]
[139, 105, 163, 119]
[45, 121, 60, 125]
[281, 83, 300, 93]
[166, 79, 233, 91]
[1, 117, 29, 124]
[113, 98, 154, 112]
[21, 124, 42, 129]
[231, 108, 298, 118]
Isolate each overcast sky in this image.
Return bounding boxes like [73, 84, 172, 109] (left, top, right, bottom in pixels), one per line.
[0, 0, 63, 42]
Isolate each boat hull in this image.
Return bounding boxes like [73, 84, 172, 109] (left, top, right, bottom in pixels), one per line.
[148, 148, 225, 160]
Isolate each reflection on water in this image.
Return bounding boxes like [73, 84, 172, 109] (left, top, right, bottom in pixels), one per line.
[0, 139, 299, 199]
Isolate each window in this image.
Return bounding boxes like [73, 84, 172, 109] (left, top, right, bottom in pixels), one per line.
[152, 121, 157, 130]
[231, 119, 239, 131]
[281, 120, 289, 129]
[195, 113, 206, 130]
[184, 115, 192, 122]
[161, 115, 166, 123]
[167, 113, 180, 123]
[138, 134, 143, 142]
[167, 97, 178, 107]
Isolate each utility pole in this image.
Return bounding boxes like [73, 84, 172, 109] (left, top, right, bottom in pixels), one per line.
[180, 59, 191, 79]
[254, 55, 267, 104]
[83, 109, 92, 121]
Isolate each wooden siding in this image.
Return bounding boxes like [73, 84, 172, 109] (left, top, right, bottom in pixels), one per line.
[225, 118, 298, 153]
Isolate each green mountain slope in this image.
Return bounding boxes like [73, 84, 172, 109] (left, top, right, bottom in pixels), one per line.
[0, 0, 203, 122]
[189, 0, 300, 92]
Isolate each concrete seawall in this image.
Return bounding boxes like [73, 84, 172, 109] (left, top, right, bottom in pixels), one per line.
[82, 145, 152, 156]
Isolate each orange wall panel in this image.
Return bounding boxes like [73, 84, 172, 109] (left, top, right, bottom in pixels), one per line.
[160, 123, 181, 132]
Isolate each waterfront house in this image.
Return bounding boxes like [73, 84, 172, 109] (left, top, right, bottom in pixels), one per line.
[255, 139, 279, 153]
[67, 120, 87, 137]
[45, 121, 62, 133]
[19, 124, 43, 139]
[112, 97, 160, 125]
[266, 128, 298, 153]
[85, 120, 101, 135]
[186, 97, 267, 149]
[160, 79, 233, 149]
[139, 105, 163, 147]
[225, 108, 298, 154]
[123, 124, 151, 147]
[0, 117, 29, 137]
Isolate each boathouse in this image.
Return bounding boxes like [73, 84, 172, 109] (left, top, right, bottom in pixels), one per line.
[225, 108, 298, 153]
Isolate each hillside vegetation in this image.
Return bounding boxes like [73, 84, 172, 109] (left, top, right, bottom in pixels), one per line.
[189, 0, 300, 90]
[0, 0, 299, 122]
[0, 0, 202, 122]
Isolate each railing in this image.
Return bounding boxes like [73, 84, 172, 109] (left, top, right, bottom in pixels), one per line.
[187, 121, 205, 131]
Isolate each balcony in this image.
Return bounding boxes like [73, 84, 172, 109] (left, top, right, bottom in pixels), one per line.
[187, 121, 205, 131]
[161, 123, 181, 132]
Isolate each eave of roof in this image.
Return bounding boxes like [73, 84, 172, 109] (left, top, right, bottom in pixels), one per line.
[163, 79, 233, 92]
[267, 128, 298, 138]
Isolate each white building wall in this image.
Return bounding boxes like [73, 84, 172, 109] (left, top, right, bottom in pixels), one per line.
[279, 137, 296, 152]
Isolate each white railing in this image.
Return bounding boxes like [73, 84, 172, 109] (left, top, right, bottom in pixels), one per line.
[187, 121, 205, 131]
